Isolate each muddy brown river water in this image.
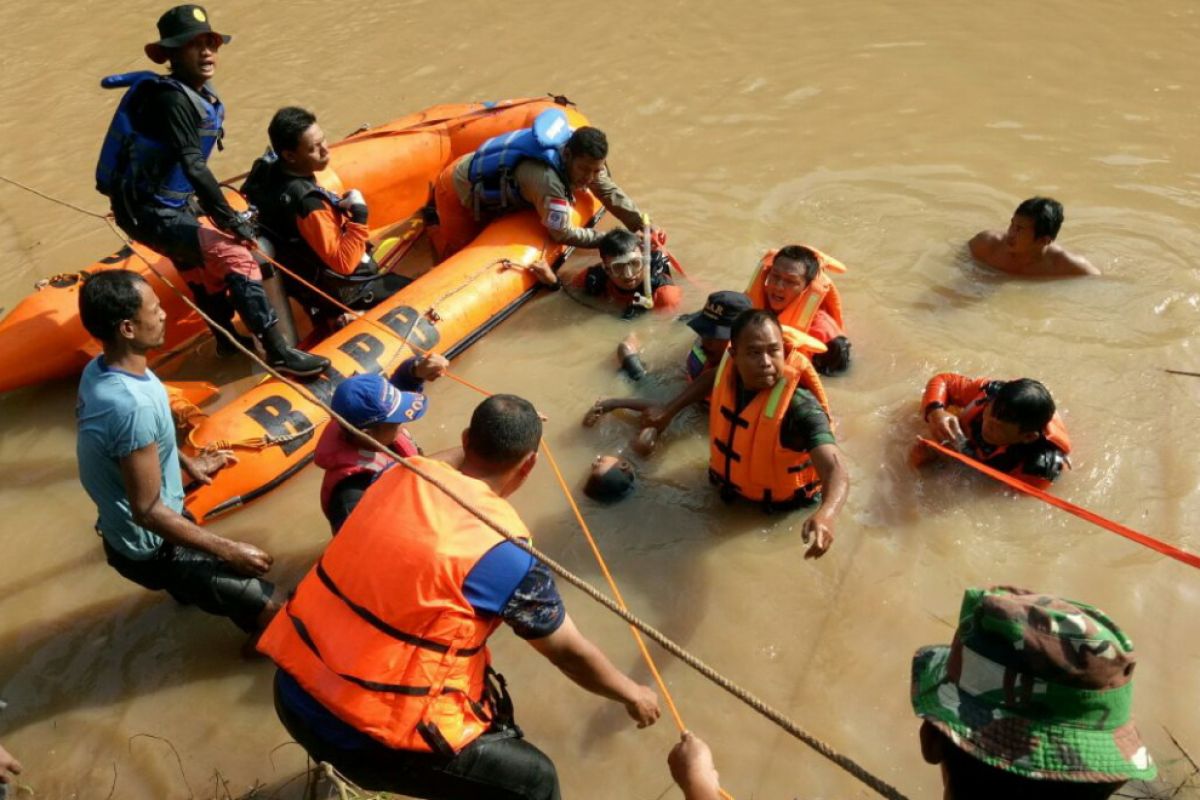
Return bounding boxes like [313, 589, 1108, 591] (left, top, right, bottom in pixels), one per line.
[2, 1, 1199, 797]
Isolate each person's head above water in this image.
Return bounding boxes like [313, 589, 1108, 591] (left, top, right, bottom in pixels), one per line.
[584, 455, 637, 503]
[269, 106, 331, 176]
[684, 291, 753, 362]
[913, 586, 1154, 799]
[981, 378, 1055, 446]
[1006, 197, 1064, 253]
[762, 245, 821, 313]
[331, 373, 426, 447]
[145, 5, 231, 88]
[729, 309, 785, 392]
[599, 228, 646, 292]
[79, 269, 166, 353]
[564, 127, 608, 189]
[461, 394, 543, 497]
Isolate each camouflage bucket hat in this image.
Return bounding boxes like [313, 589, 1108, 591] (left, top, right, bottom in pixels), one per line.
[911, 586, 1156, 783]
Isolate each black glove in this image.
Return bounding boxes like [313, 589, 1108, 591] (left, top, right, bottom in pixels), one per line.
[219, 210, 257, 243]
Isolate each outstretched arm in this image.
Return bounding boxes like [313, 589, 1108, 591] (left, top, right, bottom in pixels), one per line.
[640, 369, 718, 432]
[801, 443, 849, 559]
[527, 613, 661, 728]
[588, 167, 644, 232]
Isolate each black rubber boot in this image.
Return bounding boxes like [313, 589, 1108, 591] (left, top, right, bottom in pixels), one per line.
[260, 325, 330, 378]
[189, 283, 250, 355]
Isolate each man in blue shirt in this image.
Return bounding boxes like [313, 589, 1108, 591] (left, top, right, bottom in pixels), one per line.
[76, 269, 278, 632]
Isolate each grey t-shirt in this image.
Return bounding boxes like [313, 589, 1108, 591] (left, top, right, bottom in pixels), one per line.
[76, 357, 184, 559]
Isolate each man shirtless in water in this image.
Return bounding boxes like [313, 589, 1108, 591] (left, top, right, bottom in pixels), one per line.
[968, 196, 1099, 277]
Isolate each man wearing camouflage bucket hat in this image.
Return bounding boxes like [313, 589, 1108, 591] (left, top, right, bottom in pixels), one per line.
[666, 585, 1156, 799]
[912, 585, 1155, 798]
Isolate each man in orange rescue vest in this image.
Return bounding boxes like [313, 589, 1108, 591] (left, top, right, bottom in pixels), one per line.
[708, 310, 850, 558]
[259, 394, 660, 799]
[912, 374, 1071, 488]
[746, 245, 851, 376]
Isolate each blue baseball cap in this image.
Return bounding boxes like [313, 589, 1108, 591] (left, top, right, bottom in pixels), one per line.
[331, 374, 427, 428]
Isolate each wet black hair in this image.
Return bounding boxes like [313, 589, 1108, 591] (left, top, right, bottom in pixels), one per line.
[566, 126, 608, 161]
[773, 245, 821, 283]
[467, 394, 542, 466]
[991, 379, 1055, 433]
[1014, 197, 1064, 241]
[729, 308, 781, 348]
[937, 729, 1123, 799]
[79, 269, 147, 342]
[584, 460, 636, 502]
[598, 228, 640, 260]
[812, 335, 852, 376]
[268, 106, 318, 154]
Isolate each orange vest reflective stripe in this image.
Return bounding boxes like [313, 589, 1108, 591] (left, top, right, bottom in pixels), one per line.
[258, 455, 529, 754]
[708, 330, 831, 507]
[958, 389, 1073, 466]
[745, 247, 847, 338]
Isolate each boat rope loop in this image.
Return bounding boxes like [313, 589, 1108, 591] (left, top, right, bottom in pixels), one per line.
[2, 172, 910, 800]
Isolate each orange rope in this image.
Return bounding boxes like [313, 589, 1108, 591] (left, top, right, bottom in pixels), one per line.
[919, 437, 1200, 570]
[445, 373, 733, 799]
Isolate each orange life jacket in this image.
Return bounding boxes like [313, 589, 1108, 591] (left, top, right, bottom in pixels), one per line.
[258, 456, 528, 754]
[745, 247, 847, 338]
[708, 330, 831, 507]
[957, 387, 1072, 483]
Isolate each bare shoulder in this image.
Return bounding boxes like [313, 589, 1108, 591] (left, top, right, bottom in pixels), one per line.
[968, 229, 1003, 260]
[1047, 245, 1100, 276]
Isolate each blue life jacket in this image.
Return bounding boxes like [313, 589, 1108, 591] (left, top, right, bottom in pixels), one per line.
[95, 70, 225, 209]
[465, 108, 572, 214]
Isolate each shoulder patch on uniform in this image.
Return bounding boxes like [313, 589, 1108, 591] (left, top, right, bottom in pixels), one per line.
[544, 197, 571, 232]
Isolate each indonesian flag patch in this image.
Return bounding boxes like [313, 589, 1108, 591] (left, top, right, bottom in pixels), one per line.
[544, 196, 571, 232]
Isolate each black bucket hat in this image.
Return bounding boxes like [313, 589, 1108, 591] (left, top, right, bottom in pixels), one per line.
[145, 5, 231, 62]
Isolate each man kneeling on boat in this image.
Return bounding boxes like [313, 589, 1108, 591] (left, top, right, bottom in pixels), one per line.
[96, 5, 328, 377]
[911, 373, 1071, 488]
[260, 395, 660, 800]
[242, 107, 409, 329]
[315, 353, 449, 533]
[707, 310, 850, 558]
[429, 107, 664, 261]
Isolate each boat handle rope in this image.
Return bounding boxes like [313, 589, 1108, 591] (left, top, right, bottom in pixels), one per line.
[1, 171, 911, 800]
[918, 437, 1200, 570]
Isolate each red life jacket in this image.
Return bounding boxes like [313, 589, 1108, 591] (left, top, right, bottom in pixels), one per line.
[315, 422, 420, 520]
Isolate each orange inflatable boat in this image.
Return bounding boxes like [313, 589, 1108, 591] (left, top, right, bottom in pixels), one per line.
[184, 195, 601, 522]
[0, 97, 576, 393]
